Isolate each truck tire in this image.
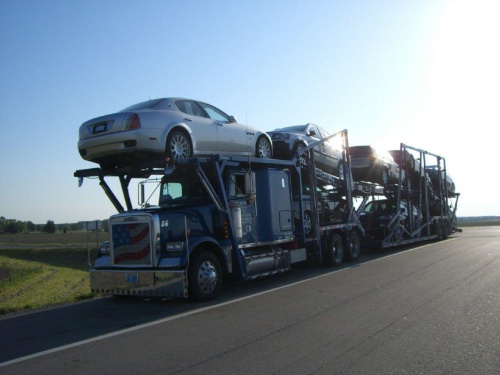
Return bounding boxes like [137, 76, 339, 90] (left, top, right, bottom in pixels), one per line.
[344, 230, 361, 261]
[166, 130, 192, 159]
[442, 220, 449, 239]
[188, 251, 222, 301]
[436, 220, 444, 241]
[324, 233, 344, 266]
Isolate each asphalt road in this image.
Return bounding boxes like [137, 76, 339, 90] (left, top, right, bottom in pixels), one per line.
[1, 227, 499, 374]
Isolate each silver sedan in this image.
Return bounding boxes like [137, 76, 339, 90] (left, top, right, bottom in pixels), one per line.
[78, 98, 273, 167]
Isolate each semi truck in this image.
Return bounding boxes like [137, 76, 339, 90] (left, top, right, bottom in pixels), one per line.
[74, 130, 460, 301]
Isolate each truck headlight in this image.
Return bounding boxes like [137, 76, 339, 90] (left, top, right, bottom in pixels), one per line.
[165, 242, 184, 255]
[99, 241, 110, 255]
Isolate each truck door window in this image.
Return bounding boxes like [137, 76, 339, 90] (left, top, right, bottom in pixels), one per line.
[229, 174, 246, 198]
[160, 182, 183, 203]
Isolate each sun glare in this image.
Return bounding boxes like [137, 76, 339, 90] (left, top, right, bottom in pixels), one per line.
[417, 0, 499, 135]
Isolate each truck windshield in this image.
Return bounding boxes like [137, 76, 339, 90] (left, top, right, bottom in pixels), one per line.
[159, 177, 209, 205]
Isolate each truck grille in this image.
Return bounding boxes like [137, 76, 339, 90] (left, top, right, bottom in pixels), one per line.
[111, 222, 152, 267]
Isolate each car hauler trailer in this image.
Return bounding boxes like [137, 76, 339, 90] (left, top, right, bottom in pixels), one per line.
[356, 143, 461, 248]
[74, 132, 461, 301]
[74, 130, 365, 301]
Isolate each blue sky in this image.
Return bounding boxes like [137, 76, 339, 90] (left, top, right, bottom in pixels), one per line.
[1, 0, 499, 223]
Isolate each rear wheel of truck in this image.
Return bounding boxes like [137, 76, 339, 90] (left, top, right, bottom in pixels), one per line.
[436, 220, 444, 241]
[188, 251, 222, 301]
[345, 230, 361, 261]
[324, 233, 344, 266]
[442, 220, 450, 239]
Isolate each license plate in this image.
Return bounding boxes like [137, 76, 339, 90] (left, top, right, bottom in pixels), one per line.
[93, 123, 107, 134]
[126, 274, 139, 283]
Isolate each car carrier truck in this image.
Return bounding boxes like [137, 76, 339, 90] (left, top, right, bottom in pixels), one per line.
[75, 130, 369, 301]
[74, 130, 460, 301]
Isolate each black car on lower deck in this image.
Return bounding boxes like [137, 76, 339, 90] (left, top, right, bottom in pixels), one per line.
[267, 124, 344, 178]
[359, 198, 420, 240]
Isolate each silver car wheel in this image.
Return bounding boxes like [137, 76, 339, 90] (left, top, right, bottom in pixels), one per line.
[167, 131, 191, 159]
[256, 137, 272, 159]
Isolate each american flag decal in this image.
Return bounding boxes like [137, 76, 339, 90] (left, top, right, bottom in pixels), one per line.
[112, 223, 151, 266]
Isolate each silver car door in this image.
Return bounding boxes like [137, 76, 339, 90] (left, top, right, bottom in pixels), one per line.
[175, 100, 218, 153]
[198, 102, 248, 154]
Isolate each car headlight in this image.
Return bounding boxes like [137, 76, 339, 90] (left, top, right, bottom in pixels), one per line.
[272, 133, 290, 141]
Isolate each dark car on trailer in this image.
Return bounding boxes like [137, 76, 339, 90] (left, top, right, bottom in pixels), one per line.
[425, 165, 456, 195]
[349, 145, 404, 185]
[359, 198, 420, 240]
[293, 182, 348, 235]
[267, 124, 345, 178]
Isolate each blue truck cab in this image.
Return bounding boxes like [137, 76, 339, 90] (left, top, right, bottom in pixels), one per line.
[90, 158, 299, 301]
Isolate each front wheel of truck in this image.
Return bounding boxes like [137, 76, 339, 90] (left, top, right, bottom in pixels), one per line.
[188, 251, 223, 302]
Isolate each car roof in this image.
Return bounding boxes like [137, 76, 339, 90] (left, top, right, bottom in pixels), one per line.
[270, 123, 319, 132]
[119, 97, 212, 112]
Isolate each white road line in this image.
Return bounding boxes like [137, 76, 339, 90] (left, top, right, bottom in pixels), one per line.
[0, 239, 453, 368]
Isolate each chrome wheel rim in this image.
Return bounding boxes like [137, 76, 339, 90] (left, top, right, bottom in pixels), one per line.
[350, 234, 360, 257]
[197, 259, 218, 294]
[332, 238, 343, 262]
[170, 133, 190, 159]
[257, 138, 271, 158]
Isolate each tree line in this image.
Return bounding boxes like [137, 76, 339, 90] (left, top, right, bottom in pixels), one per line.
[0, 217, 109, 234]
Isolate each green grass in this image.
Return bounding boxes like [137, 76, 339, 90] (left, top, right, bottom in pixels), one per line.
[0, 232, 108, 315]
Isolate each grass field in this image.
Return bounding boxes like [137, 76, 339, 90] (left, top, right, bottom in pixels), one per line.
[0, 231, 108, 315]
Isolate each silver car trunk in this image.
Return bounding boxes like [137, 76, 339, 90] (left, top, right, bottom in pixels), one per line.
[79, 112, 132, 140]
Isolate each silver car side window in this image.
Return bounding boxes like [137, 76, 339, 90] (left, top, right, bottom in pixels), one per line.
[199, 103, 230, 123]
[175, 100, 205, 117]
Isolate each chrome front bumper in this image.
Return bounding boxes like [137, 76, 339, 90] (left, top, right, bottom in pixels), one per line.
[90, 269, 188, 298]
